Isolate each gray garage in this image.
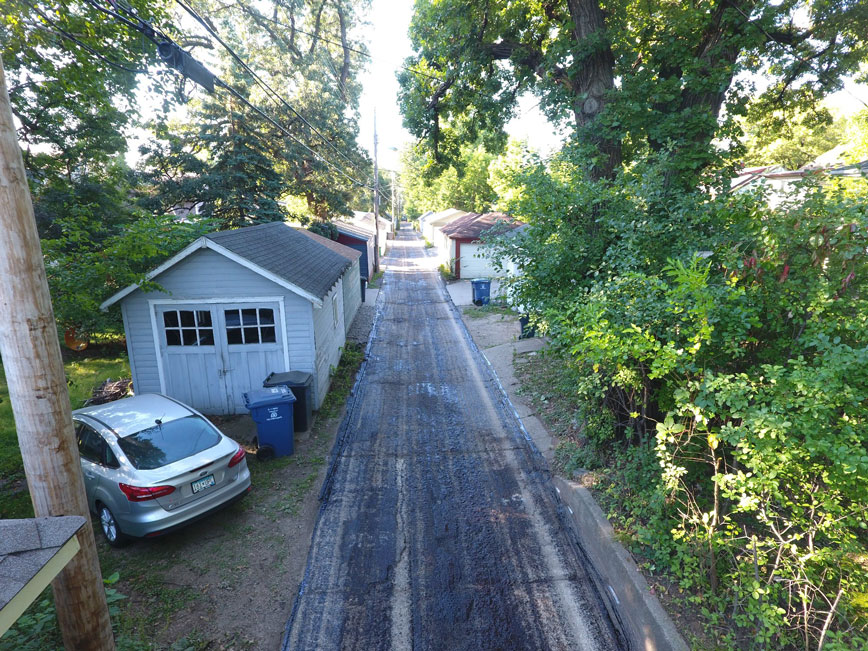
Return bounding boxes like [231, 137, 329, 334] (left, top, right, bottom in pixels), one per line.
[101, 222, 361, 414]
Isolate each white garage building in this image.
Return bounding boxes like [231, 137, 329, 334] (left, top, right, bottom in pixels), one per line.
[101, 222, 361, 415]
[439, 212, 524, 278]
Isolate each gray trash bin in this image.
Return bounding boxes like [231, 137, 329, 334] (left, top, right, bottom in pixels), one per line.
[263, 371, 314, 432]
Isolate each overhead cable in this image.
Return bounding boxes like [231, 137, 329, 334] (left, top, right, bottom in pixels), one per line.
[82, 0, 375, 190]
[174, 0, 369, 181]
[28, 3, 146, 74]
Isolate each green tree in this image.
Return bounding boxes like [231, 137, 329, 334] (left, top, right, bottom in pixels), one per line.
[400, 140, 496, 215]
[142, 0, 372, 223]
[399, 0, 868, 186]
[141, 62, 289, 229]
[741, 107, 847, 169]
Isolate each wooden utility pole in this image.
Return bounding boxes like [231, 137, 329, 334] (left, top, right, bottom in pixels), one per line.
[373, 108, 380, 272]
[0, 56, 115, 650]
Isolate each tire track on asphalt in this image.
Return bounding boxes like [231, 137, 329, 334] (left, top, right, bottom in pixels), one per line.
[283, 230, 625, 650]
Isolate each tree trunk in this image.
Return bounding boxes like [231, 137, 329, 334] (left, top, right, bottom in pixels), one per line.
[566, 0, 621, 180]
[0, 56, 115, 651]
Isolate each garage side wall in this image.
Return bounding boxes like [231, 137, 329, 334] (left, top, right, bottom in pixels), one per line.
[121, 249, 314, 395]
[341, 259, 361, 335]
[312, 279, 346, 408]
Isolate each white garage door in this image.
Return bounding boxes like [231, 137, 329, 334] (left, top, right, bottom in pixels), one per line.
[156, 301, 286, 414]
[459, 243, 500, 278]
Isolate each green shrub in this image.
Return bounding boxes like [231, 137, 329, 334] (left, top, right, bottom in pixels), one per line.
[438, 264, 456, 281]
[498, 146, 868, 646]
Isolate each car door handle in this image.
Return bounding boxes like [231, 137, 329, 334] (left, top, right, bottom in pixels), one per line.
[84, 471, 96, 479]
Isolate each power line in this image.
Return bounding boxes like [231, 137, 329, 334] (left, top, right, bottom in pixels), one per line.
[174, 0, 371, 182]
[215, 79, 370, 189]
[83, 0, 375, 190]
[28, 4, 146, 74]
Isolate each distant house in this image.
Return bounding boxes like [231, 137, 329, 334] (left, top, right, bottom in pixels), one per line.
[334, 221, 375, 280]
[101, 222, 361, 414]
[731, 154, 868, 208]
[350, 211, 392, 254]
[431, 211, 474, 266]
[440, 212, 524, 279]
[421, 208, 465, 243]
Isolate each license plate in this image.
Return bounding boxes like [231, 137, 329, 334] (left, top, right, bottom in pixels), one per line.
[191, 474, 215, 494]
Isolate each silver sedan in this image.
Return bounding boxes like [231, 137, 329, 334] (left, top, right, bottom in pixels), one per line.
[72, 393, 251, 546]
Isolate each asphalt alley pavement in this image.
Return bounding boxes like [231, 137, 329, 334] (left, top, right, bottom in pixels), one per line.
[282, 230, 625, 650]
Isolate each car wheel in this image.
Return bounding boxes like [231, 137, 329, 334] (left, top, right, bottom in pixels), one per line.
[98, 504, 129, 547]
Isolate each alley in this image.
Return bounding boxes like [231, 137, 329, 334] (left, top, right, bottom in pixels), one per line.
[282, 230, 624, 650]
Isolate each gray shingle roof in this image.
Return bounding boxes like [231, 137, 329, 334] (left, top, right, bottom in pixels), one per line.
[334, 221, 373, 241]
[295, 228, 362, 262]
[205, 222, 351, 299]
[441, 212, 522, 240]
[0, 516, 86, 611]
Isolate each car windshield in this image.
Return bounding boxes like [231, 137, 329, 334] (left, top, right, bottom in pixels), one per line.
[117, 416, 221, 470]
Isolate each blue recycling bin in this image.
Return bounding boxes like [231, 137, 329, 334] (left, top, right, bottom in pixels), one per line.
[243, 386, 296, 458]
[471, 278, 492, 306]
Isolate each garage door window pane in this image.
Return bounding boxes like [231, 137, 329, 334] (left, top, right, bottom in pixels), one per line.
[225, 310, 241, 327]
[243, 327, 260, 344]
[226, 328, 243, 345]
[224, 307, 277, 345]
[163, 309, 214, 347]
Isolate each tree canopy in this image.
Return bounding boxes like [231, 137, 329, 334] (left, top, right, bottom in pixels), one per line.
[5, 0, 375, 332]
[399, 0, 868, 184]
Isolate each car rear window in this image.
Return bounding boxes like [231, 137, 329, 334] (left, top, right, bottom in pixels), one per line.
[117, 416, 221, 470]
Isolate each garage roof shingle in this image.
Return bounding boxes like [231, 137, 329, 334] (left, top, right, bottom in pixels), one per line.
[440, 212, 522, 240]
[205, 222, 352, 299]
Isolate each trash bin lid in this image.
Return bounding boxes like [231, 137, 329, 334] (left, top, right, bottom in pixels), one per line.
[244, 386, 296, 409]
[263, 371, 314, 387]
[471, 277, 490, 284]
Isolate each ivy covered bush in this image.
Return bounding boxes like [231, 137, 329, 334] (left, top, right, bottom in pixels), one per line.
[493, 147, 868, 648]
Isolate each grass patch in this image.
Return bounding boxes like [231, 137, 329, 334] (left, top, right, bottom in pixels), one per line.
[438, 264, 456, 281]
[318, 343, 365, 419]
[0, 346, 130, 518]
[461, 304, 513, 319]
[366, 270, 384, 288]
[423, 238, 434, 249]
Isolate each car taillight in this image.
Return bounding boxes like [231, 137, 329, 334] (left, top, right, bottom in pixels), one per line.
[228, 447, 246, 468]
[118, 483, 175, 502]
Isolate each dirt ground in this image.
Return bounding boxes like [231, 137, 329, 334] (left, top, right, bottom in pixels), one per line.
[95, 372, 359, 650]
[459, 305, 521, 349]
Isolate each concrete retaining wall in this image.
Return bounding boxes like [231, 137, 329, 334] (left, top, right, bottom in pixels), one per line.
[553, 476, 688, 651]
